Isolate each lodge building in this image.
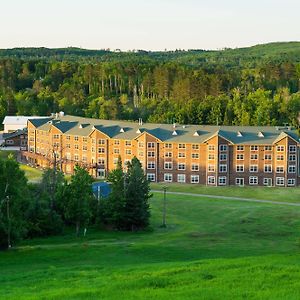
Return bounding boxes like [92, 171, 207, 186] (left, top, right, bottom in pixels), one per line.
[23, 113, 300, 187]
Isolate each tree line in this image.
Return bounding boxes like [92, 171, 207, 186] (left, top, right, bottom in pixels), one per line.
[0, 44, 300, 128]
[0, 155, 151, 249]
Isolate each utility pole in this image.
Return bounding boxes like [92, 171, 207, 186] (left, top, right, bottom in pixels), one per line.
[7, 195, 11, 248]
[162, 185, 167, 228]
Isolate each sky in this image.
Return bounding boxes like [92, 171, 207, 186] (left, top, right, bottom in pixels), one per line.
[0, 0, 299, 51]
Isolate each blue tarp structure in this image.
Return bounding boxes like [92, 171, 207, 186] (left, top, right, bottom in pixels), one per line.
[92, 182, 111, 199]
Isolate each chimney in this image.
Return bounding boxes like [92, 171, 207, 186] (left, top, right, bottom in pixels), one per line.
[138, 118, 143, 126]
[173, 122, 176, 129]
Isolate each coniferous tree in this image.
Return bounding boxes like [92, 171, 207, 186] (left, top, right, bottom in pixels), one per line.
[123, 157, 152, 231]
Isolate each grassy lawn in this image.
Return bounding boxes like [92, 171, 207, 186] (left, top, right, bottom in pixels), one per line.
[19, 164, 43, 182]
[151, 182, 300, 203]
[1, 193, 300, 299]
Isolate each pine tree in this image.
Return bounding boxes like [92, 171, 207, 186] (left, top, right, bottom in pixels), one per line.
[123, 157, 152, 231]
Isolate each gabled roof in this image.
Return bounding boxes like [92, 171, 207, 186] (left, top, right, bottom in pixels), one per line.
[30, 114, 300, 145]
[3, 129, 27, 140]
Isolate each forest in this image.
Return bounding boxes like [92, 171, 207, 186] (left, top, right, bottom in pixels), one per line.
[0, 42, 300, 128]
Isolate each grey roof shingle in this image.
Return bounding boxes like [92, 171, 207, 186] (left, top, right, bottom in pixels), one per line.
[30, 115, 300, 145]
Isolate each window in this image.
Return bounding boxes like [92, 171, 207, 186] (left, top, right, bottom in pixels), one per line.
[75, 144, 79, 150]
[147, 173, 155, 182]
[208, 154, 215, 160]
[288, 165, 296, 173]
[74, 154, 79, 161]
[235, 178, 244, 186]
[165, 152, 172, 158]
[165, 143, 172, 149]
[288, 179, 296, 186]
[82, 156, 87, 162]
[53, 134, 60, 139]
[98, 158, 105, 165]
[250, 154, 258, 160]
[92, 138, 96, 144]
[66, 144, 71, 149]
[113, 158, 118, 165]
[164, 162, 173, 170]
[276, 155, 284, 161]
[218, 176, 226, 185]
[236, 154, 244, 160]
[138, 151, 144, 157]
[236, 165, 244, 172]
[114, 140, 120, 145]
[177, 174, 186, 183]
[178, 152, 186, 158]
[147, 142, 155, 148]
[191, 153, 199, 159]
[264, 154, 272, 160]
[237, 145, 244, 151]
[147, 162, 155, 169]
[82, 145, 87, 151]
[114, 148, 120, 154]
[164, 173, 173, 182]
[148, 151, 155, 157]
[66, 135, 70, 140]
[276, 145, 284, 152]
[264, 146, 272, 151]
[74, 136, 79, 141]
[249, 176, 258, 185]
[219, 145, 228, 151]
[83, 137, 88, 143]
[220, 154, 227, 161]
[191, 164, 199, 171]
[178, 163, 186, 170]
[91, 147, 95, 153]
[251, 145, 258, 151]
[125, 149, 132, 155]
[208, 145, 215, 151]
[208, 165, 215, 172]
[263, 178, 272, 186]
[289, 154, 296, 161]
[208, 176, 215, 185]
[125, 140, 132, 147]
[191, 175, 199, 184]
[276, 166, 284, 173]
[250, 165, 258, 173]
[264, 165, 272, 173]
[219, 164, 227, 173]
[289, 145, 297, 153]
[66, 153, 71, 160]
[98, 147, 105, 153]
[192, 144, 199, 150]
[178, 143, 186, 149]
[276, 177, 285, 186]
[138, 142, 144, 148]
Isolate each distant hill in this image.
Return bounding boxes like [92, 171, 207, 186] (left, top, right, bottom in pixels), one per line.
[1, 42, 300, 66]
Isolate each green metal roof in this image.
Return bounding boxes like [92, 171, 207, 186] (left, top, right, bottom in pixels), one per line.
[30, 115, 300, 145]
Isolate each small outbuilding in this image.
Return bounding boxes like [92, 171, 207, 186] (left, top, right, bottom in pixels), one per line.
[2, 116, 49, 133]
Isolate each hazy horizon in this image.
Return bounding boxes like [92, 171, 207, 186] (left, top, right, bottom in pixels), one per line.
[1, 0, 300, 51]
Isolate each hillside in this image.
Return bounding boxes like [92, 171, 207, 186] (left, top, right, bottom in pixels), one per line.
[1, 191, 300, 299]
[1, 42, 300, 66]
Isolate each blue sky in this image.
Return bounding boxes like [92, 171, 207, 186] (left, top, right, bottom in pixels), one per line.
[0, 0, 299, 50]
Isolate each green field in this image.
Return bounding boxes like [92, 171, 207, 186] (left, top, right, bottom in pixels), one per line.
[151, 182, 300, 203]
[1, 192, 300, 299]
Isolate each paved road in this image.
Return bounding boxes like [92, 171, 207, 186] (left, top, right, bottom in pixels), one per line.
[152, 190, 300, 207]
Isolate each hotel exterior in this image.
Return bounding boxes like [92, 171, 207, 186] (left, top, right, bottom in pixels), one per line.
[23, 113, 300, 187]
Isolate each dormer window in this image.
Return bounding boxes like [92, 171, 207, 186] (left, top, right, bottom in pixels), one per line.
[172, 130, 177, 136]
[120, 127, 125, 133]
[79, 124, 83, 129]
[258, 131, 264, 138]
[237, 131, 242, 137]
[136, 129, 141, 134]
[193, 131, 199, 136]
